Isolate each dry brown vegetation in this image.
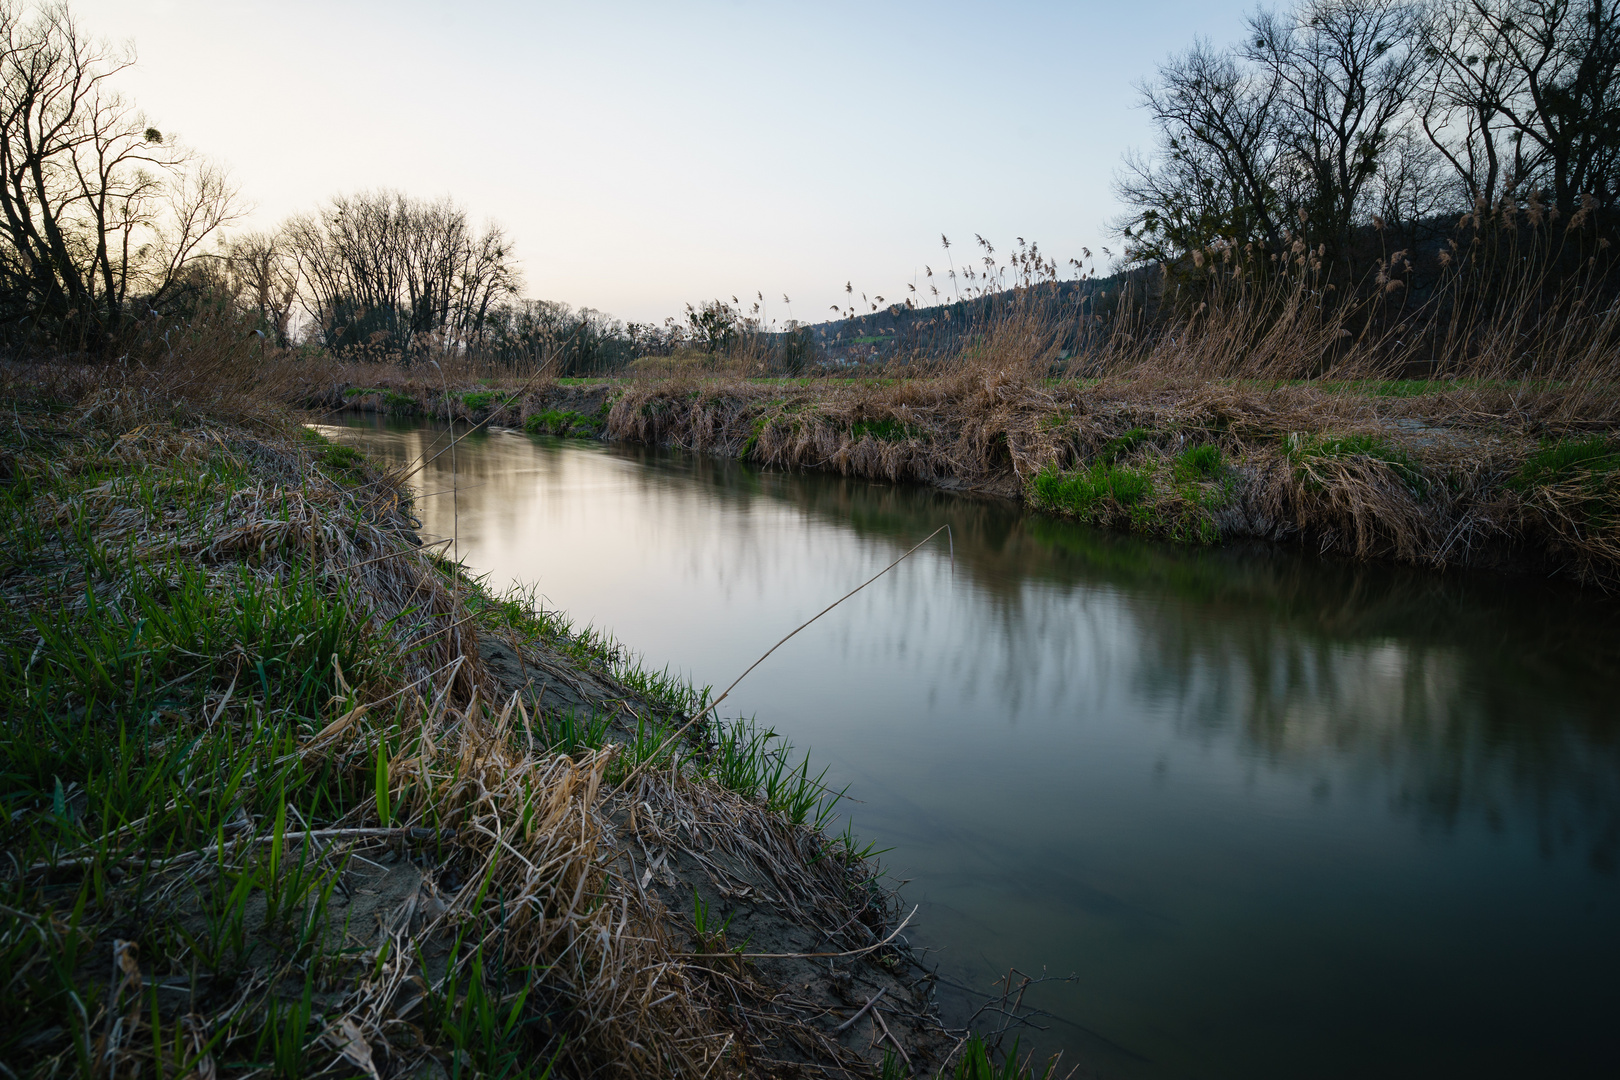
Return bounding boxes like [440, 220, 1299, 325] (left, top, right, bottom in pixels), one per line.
[4, 205, 1616, 1080]
[0, 365, 959, 1079]
[278, 225, 1620, 589]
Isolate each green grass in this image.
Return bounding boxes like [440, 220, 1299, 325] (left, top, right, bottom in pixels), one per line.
[0, 421, 416, 1074]
[461, 573, 845, 828]
[458, 576, 847, 832]
[460, 390, 503, 412]
[0, 407, 588, 1079]
[1508, 435, 1620, 529]
[1174, 443, 1222, 481]
[1031, 460, 1154, 515]
[739, 409, 782, 460]
[1284, 432, 1425, 492]
[524, 408, 605, 439]
[341, 386, 417, 409]
[1030, 437, 1231, 546]
[318, 440, 366, 479]
[0, 398, 897, 1078]
[1511, 436, 1620, 490]
[850, 417, 916, 442]
[701, 717, 842, 829]
[928, 1035, 1058, 1080]
[1100, 427, 1154, 461]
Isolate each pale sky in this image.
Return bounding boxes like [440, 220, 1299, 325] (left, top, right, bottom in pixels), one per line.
[76, 0, 1258, 325]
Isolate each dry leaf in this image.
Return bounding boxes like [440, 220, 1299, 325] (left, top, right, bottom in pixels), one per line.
[327, 1018, 380, 1080]
[114, 939, 142, 993]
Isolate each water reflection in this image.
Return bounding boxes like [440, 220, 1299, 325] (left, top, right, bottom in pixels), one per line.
[325, 415, 1620, 1078]
[586, 434, 1620, 873]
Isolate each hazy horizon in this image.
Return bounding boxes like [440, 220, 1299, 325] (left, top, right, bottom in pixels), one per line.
[79, 0, 1258, 325]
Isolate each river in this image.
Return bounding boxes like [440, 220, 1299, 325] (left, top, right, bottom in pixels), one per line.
[323, 414, 1620, 1078]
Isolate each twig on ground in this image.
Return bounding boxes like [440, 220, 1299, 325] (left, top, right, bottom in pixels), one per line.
[832, 987, 888, 1035]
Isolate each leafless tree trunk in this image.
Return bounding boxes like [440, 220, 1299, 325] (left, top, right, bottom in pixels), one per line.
[225, 229, 299, 347]
[0, 1, 238, 348]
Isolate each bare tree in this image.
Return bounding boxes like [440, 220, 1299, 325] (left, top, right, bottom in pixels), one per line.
[1246, 0, 1427, 261]
[1116, 0, 1428, 267]
[0, 1, 238, 346]
[1117, 39, 1292, 260]
[223, 229, 299, 347]
[286, 189, 518, 357]
[1420, 0, 1620, 211]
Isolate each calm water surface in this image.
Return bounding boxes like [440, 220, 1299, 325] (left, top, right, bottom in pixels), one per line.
[325, 415, 1620, 1078]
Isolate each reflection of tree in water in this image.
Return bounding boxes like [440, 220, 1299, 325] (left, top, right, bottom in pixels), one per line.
[336, 421, 1620, 872]
[628, 442, 1620, 874]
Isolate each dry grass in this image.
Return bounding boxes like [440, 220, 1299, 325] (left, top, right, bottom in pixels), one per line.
[286, 351, 1614, 584]
[263, 220, 1617, 587]
[0, 367, 956, 1079]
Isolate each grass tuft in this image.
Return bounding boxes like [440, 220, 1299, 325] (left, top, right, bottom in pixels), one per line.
[1031, 460, 1154, 515]
[1511, 436, 1620, 490]
[524, 408, 604, 438]
[1285, 432, 1424, 492]
[1174, 443, 1223, 481]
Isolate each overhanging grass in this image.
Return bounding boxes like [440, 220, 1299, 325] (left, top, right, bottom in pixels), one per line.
[1031, 460, 1154, 515]
[1284, 431, 1425, 492]
[1509, 435, 1620, 530]
[460, 390, 503, 412]
[524, 407, 605, 438]
[442, 573, 851, 837]
[850, 417, 916, 442]
[1511, 435, 1620, 489]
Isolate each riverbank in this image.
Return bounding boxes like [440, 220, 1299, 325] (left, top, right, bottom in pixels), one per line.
[0, 376, 964, 1078]
[297, 366, 1620, 589]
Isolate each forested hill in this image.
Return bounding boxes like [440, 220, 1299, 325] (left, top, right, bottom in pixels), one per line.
[804, 273, 1137, 363]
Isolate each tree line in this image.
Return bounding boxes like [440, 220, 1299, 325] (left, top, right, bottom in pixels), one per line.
[1115, 0, 1618, 267]
[0, 0, 818, 375]
[0, 2, 638, 370]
